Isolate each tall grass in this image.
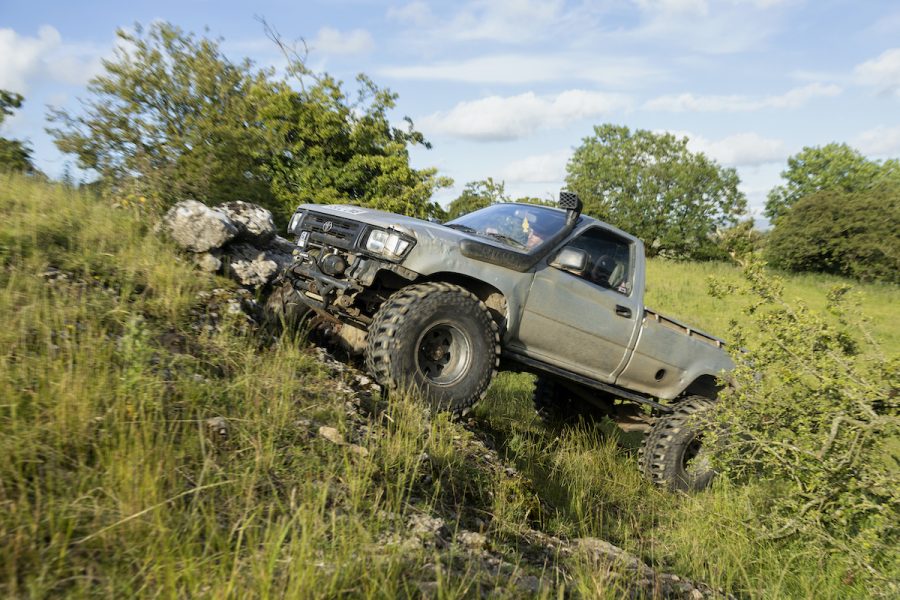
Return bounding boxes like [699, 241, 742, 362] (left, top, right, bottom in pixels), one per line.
[1, 173, 895, 597]
[0, 175, 550, 597]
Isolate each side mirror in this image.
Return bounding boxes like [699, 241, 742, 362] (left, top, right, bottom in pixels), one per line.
[550, 247, 587, 274]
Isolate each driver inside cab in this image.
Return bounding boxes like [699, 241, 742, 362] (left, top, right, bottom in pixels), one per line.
[523, 215, 557, 250]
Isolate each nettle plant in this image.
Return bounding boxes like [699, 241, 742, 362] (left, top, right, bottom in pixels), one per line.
[707, 259, 898, 578]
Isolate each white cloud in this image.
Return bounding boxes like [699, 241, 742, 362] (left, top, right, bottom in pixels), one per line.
[0, 26, 59, 92]
[855, 48, 900, 97]
[0, 26, 103, 92]
[440, 0, 566, 43]
[387, 2, 433, 24]
[500, 150, 571, 183]
[682, 132, 787, 166]
[626, 0, 791, 54]
[636, 0, 709, 16]
[420, 90, 631, 141]
[854, 124, 900, 156]
[381, 54, 661, 87]
[311, 27, 374, 56]
[645, 83, 842, 112]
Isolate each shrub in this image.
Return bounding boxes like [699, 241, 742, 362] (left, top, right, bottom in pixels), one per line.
[707, 259, 899, 586]
[765, 183, 900, 283]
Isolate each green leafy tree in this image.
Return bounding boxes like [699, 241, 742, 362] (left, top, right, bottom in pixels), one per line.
[765, 183, 900, 283]
[714, 219, 766, 259]
[48, 22, 448, 221]
[48, 23, 276, 207]
[0, 90, 36, 173]
[764, 143, 898, 222]
[566, 124, 746, 259]
[446, 178, 509, 219]
[260, 71, 449, 220]
[0, 90, 24, 122]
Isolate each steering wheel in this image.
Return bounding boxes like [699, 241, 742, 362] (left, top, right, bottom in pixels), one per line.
[590, 255, 614, 287]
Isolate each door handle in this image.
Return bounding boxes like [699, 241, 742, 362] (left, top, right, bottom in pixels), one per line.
[615, 305, 632, 318]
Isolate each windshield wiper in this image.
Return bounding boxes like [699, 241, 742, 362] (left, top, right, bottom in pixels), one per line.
[483, 232, 526, 249]
[444, 223, 477, 233]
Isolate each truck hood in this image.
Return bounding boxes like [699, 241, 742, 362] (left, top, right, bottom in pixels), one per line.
[296, 203, 511, 251]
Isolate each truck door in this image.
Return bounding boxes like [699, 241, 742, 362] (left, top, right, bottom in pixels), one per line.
[516, 226, 642, 383]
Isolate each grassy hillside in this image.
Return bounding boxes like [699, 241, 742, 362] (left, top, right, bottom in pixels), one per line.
[1, 174, 895, 598]
[645, 259, 899, 355]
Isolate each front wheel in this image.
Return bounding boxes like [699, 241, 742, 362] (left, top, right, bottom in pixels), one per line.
[366, 282, 500, 414]
[639, 396, 716, 492]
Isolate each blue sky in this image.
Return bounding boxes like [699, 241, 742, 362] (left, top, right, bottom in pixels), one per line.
[3, 1, 900, 224]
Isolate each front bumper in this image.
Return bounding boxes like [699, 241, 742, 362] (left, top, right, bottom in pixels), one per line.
[285, 257, 362, 313]
[281, 253, 418, 325]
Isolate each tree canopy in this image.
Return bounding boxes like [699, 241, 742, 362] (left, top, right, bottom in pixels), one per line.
[565, 124, 746, 259]
[47, 22, 448, 221]
[0, 90, 36, 174]
[49, 24, 275, 207]
[764, 143, 900, 222]
[765, 182, 900, 283]
[445, 178, 509, 220]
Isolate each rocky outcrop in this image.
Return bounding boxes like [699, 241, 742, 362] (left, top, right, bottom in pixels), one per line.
[217, 201, 276, 243]
[161, 200, 238, 252]
[162, 200, 294, 288]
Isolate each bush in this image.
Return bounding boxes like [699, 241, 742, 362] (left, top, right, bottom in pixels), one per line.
[707, 259, 899, 587]
[765, 183, 900, 283]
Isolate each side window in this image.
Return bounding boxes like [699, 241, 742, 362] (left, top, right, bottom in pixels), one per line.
[564, 228, 632, 294]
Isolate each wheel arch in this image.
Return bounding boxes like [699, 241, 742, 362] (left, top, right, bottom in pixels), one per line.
[681, 374, 724, 401]
[420, 272, 509, 332]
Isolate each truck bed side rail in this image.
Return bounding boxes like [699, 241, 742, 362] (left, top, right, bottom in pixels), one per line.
[643, 309, 727, 349]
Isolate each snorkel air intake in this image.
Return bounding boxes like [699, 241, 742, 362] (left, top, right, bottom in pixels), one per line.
[558, 190, 583, 227]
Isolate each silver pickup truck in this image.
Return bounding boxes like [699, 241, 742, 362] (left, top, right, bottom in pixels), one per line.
[272, 192, 734, 490]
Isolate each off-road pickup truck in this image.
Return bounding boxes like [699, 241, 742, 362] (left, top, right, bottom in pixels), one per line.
[271, 192, 734, 490]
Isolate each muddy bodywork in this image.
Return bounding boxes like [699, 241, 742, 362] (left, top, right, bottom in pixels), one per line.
[279, 202, 733, 405]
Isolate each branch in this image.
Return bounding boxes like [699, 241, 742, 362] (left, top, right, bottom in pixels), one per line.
[256, 16, 317, 92]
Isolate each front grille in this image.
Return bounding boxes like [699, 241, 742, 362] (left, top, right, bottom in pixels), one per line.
[304, 213, 365, 249]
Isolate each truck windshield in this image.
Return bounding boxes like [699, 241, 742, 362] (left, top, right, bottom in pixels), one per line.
[446, 204, 567, 251]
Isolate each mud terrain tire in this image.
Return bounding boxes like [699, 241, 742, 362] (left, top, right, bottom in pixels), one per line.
[366, 282, 499, 414]
[533, 376, 587, 423]
[639, 396, 715, 492]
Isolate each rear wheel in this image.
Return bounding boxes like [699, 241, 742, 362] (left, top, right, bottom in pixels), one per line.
[533, 376, 618, 426]
[533, 376, 582, 423]
[366, 282, 499, 414]
[639, 396, 716, 492]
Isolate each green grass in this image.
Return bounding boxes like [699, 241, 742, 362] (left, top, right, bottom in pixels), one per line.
[0, 173, 896, 598]
[645, 258, 899, 355]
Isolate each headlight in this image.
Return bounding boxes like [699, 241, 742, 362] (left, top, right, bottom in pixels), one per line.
[288, 210, 305, 235]
[364, 229, 414, 259]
